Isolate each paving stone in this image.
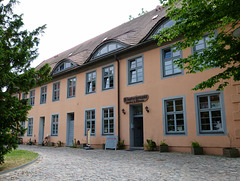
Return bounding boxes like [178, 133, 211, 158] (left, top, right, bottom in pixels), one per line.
[0, 145, 240, 180]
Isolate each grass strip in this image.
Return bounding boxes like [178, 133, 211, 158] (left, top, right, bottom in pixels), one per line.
[0, 150, 38, 172]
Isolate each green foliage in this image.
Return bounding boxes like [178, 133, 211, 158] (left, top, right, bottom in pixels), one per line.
[144, 139, 157, 151]
[191, 141, 201, 148]
[72, 139, 77, 148]
[57, 141, 63, 147]
[129, 8, 148, 20]
[156, 0, 240, 90]
[160, 139, 168, 146]
[0, 0, 51, 164]
[117, 140, 125, 149]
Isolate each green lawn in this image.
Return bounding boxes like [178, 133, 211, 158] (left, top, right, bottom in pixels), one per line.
[0, 150, 38, 172]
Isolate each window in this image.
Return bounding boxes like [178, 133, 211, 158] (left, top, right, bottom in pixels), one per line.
[195, 91, 226, 135]
[102, 65, 114, 90]
[86, 71, 96, 94]
[27, 118, 33, 136]
[128, 56, 143, 85]
[53, 61, 76, 75]
[51, 114, 59, 136]
[163, 96, 187, 135]
[29, 90, 35, 106]
[161, 47, 182, 78]
[20, 121, 25, 137]
[92, 42, 125, 59]
[22, 93, 27, 99]
[40, 86, 47, 104]
[85, 109, 96, 136]
[193, 34, 215, 53]
[102, 107, 114, 135]
[151, 19, 175, 37]
[67, 77, 76, 98]
[53, 82, 60, 101]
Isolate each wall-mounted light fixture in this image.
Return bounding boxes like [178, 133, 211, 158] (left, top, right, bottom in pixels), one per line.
[145, 106, 149, 113]
[122, 109, 126, 115]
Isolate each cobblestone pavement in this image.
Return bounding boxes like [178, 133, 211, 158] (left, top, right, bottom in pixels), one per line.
[0, 145, 240, 181]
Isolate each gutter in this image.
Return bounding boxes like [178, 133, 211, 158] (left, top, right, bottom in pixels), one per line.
[115, 54, 120, 142]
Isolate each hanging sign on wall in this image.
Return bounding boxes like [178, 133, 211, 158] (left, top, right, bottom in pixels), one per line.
[123, 95, 149, 104]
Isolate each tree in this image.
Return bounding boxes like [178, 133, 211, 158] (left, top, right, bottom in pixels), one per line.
[155, 0, 240, 90]
[0, 0, 51, 164]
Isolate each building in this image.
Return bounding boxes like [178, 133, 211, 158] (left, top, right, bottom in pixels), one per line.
[20, 6, 240, 155]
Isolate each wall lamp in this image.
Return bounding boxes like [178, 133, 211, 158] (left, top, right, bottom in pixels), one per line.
[122, 109, 126, 115]
[145, 106, 149, 113]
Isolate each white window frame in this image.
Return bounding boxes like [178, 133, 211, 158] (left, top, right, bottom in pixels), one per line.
[195, 91, 227, 136]
[20, 121, 25, 137]
[86, 70, 97, 94]
[51, 114, 59, 136]
[22, 93, 27, 100]
[101, 106, 115, 135]
[27, 117, 33, 136]
[67, 77, 76, 98]
[162, 95, 187, 136]
[40, 86, 47, 104]
[52, 82, 60, 102]
[128, 55, 144, 85]
[102, 65, 114, 91]
[84, 109, 96, 136]
[160, 45, 183, 79]
[29, 90, 35, 106]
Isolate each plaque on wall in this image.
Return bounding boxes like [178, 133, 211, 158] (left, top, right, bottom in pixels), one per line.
[123, 95, 149, 104]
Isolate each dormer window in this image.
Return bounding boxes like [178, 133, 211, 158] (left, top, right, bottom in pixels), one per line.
[92, 42, 126, 59]
[52, 60, 77, 75]
[151, 19, 176, 37]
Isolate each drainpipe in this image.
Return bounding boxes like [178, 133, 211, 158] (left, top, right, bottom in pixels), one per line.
[115, 54, 120, 142]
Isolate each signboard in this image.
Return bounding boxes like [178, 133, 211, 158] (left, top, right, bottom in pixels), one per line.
[123, 95, 149, 104]
[105, 136, 118, 150]
[87, 129, 91, 146]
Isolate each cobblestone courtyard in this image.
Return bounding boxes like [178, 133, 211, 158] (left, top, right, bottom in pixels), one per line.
[0, 145, 240, 180]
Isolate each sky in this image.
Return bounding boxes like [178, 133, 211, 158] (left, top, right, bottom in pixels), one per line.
[13, 0, 160, 67]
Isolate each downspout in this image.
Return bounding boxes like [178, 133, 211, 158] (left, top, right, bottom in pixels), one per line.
[115, 54, 120, 142]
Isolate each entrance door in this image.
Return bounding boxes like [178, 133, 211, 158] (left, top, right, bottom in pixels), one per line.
[38, 117, 45, 144]
[66, 113, 74, 146]
[130, 104, 143, 148]
[133, 116, 143, 147]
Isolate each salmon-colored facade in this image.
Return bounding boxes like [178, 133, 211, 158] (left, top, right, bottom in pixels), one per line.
[20, 8, 240, 155]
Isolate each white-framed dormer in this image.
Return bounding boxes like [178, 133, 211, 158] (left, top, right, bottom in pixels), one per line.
[52, 59, 77, 75]
[89, 40, 128, 61]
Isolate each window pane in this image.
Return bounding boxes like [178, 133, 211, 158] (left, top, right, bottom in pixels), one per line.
[109, 109, 114, 117]
[199, 96, 208, 109]
[101, 46, 108, 54]
[175, 99, 183, 111]
[136, 58, 142, 67]
[108, 44, 116, 52]
[200, 111, 210, 130]
[172, 50, 180, 57]
[130, 60, 136, 69]
[166, 101, 174, 112]
[164, 49, 171, 59]
[104, 110, 108, 118]
[210, 95, 220, 108]
[164, 19, 175, 28]
[212, 111, 222, 130]
[130, 70, 137, 83]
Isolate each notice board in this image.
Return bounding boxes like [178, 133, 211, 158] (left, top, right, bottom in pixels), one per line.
[105, 136, 118, 150]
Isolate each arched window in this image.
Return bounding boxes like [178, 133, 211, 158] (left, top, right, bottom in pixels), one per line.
[152, 19, 175, 37]
[53, 60, 77, 75]
[92, 42, 126, 59]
